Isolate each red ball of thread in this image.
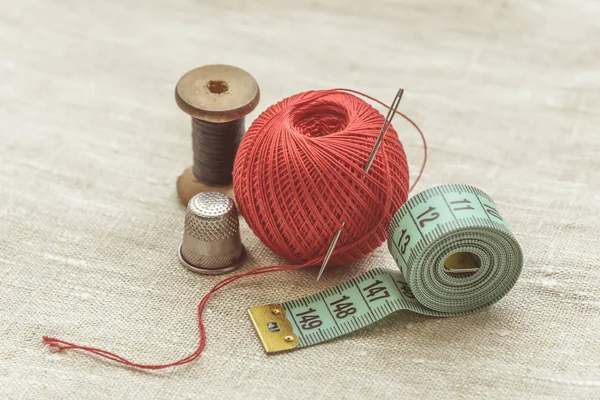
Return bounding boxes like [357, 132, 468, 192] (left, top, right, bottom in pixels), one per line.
[234, 90, 410, 266]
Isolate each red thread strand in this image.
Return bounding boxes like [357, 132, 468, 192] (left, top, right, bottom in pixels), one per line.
[42, 89, 427, 369]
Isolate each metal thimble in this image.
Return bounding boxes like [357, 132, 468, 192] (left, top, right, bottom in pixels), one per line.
[178, 192, 245, 274]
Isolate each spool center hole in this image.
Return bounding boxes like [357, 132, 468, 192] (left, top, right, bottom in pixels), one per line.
[207, 80, 229, 94]
[444, 252, 481, 278]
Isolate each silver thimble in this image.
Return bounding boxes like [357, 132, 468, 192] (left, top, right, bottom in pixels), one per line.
[178, 192, 245, 274]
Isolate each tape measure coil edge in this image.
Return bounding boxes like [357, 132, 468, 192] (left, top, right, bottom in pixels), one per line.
[387, 183, 523, 314]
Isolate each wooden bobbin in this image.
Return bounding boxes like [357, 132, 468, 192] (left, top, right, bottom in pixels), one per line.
[175, 64, 260, 205]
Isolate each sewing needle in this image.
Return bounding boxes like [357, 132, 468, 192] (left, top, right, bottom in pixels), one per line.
[316, 88, 405, 281]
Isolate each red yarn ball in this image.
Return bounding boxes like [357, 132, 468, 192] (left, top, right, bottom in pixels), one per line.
[233, 90, 409, 266]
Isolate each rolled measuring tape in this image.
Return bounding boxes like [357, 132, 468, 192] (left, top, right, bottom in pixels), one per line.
[248, 184, 523, 353]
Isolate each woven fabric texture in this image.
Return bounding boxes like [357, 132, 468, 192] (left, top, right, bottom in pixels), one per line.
[1, 0, 598, 399]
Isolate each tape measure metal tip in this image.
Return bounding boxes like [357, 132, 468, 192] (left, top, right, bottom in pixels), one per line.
[248, 304, 299, 353]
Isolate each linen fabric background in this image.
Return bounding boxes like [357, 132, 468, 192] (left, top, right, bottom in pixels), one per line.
[1, 0, 598, 399]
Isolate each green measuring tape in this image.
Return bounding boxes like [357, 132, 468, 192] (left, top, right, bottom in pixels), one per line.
[248, 184, 523, 353]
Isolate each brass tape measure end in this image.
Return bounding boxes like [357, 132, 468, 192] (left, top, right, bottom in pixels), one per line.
[248, 304, 299, 353]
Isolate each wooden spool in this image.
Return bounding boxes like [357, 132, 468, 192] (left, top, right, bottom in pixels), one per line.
[175, 64, 260, 205]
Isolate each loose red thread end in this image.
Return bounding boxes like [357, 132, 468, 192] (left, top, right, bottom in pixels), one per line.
[42, 336, 63, 352]
[40, 264, 307, 369]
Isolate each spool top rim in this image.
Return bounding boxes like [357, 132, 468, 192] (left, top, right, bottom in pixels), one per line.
[175, 64, 260, 123]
